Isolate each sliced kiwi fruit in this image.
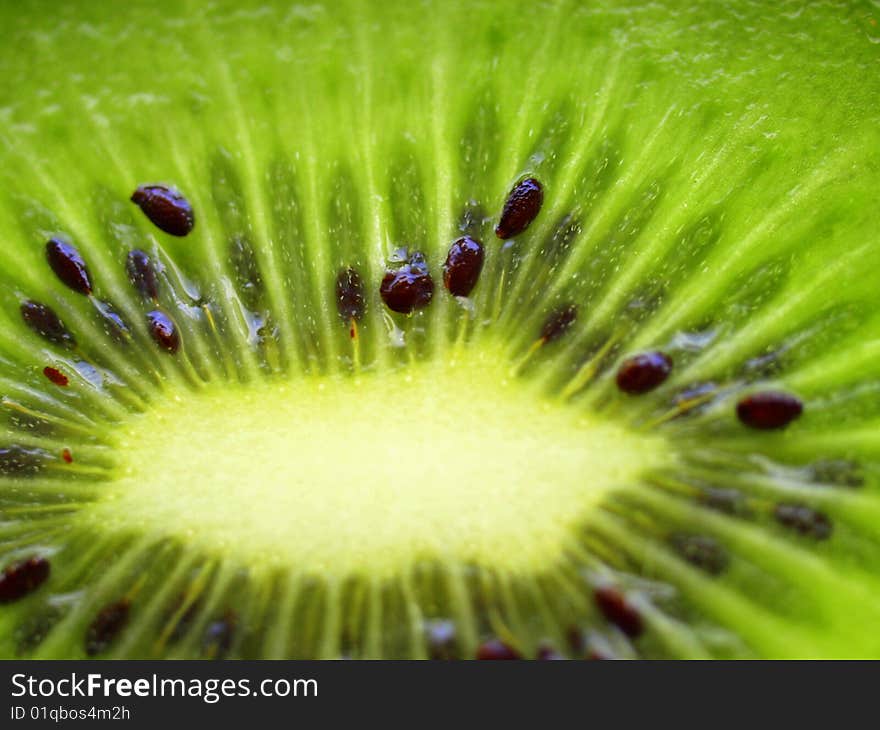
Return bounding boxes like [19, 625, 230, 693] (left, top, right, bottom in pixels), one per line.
[0, 0, 878, 659]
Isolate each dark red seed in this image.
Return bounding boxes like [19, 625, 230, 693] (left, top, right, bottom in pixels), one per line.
[495, 177, 543, 239]
[670, 534, 729, 575]
[0, 556, 50, 603]
[43, 366, 68, 387]
[202, 613, 236, 659]
[379, 252, 434, 314]
[774, 503, 832, 540]
[425, 619, 458, 660]
[565, 626, 586, 654]
[131, 184, 195, 237]
[61, 448, 72, 464]
[536, 643, 565, 660]
[126, 249, 160, 301]
[336, 267, 366, 321]
[20, 300, 76, 348]
[475, 639, 522, 660]
[616, 351, 673, 395]
[593, 586, 643, 638]
[736, 391, 803, 429]
[45, 238, 91, 295]
[0, 446, 48, 476]
[540, 303, 577, 343]
[442, 236, 484, 298]
[85, 599, 131, 656]
[146, 310, 180, 353]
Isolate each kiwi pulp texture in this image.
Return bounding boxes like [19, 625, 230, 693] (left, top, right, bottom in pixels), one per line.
[0, 0, 879, 659]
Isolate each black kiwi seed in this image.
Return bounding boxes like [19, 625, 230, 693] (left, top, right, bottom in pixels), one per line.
[20, 300, 76, 348]
[670, 534, 729, 575]
[495, 177, 544, 239]
[615, 351, 673, 395]
[43, 366, 69, 386]
[126, 249, 160, 301]
[85, 599, 131, 656]
[475, 638, 522, 660]
[131, 184, 195, 237]
[0, 445, 49, 476]
[773, 503, 833, 540]
[45, 238, 92, 295]
[442, 236, 484, 297]
[146, 310, 180, 353]
[0, 556, 50, 603]
[379, 251, 434, 314]
[540, 303, 577, 343]
[593, 585, 643, 638]
[424, 619, 458, 660]
[202, 613, 236, 659]
[736, 391, 803, 429]
[335, 267, 366, 322]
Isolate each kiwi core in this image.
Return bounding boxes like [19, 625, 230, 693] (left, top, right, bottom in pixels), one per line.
[81, 351, 669, 578]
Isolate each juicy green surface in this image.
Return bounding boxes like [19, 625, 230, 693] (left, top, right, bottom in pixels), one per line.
[0, 0, 878, 658]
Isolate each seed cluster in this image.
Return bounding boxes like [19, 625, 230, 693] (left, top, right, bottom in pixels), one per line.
[0, 165, 836, 661]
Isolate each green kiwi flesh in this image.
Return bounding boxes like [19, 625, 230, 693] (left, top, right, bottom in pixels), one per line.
[0, 0, 879, 659]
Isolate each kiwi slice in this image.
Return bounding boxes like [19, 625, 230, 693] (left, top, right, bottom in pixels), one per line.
[0, 0, 878, 660]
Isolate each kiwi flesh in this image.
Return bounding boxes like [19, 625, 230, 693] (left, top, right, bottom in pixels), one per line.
[0, 0, 878, 659]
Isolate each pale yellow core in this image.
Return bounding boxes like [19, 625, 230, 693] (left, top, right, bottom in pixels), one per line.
[85, 352, 668, 578]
